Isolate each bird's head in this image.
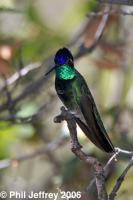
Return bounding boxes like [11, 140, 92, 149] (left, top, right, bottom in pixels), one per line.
[45, 47, 75, 80]
[54, 47, 74, 66]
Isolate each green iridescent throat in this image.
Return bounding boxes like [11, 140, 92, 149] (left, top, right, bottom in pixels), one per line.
[55, 65, 75, 80]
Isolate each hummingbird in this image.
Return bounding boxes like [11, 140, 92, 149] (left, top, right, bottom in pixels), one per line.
[46, 47, 114, 153]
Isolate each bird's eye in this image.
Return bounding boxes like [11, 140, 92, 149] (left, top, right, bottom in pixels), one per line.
[68, 59, 74, 67]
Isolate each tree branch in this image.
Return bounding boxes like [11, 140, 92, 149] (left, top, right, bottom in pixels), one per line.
[0, 62, 42, 91]
[75, 5, 111, 58]
[54, 106, 108, 200]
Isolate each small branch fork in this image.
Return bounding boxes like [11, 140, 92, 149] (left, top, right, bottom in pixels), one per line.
[54, 107, 133, 200]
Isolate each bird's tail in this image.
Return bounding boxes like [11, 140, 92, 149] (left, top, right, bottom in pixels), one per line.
[75, 118, 114, 153]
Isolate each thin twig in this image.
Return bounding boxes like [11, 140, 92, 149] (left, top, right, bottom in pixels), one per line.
[109, 157, 133, 200]
[115, 147, 133, 156]
[0, 62, 42, 91]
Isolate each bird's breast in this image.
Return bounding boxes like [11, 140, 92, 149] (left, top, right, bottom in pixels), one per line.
[55, 78, 78, 110]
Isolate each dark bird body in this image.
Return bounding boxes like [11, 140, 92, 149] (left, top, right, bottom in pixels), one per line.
[48, 48, 114, 153]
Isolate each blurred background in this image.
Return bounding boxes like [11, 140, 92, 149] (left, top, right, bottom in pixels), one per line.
[0, 0, 133, 199]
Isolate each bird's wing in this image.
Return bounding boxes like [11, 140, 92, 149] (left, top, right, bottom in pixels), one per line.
[75, 95, 114, 153]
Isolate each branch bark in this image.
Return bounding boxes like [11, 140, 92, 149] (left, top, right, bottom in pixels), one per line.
[54, 107, 108, 200]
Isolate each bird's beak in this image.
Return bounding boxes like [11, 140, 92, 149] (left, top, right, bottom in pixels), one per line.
[45, 66, 56, 76]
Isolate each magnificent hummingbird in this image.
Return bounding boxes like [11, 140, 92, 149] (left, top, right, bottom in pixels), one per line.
[45, 47, 114, 153]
